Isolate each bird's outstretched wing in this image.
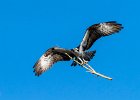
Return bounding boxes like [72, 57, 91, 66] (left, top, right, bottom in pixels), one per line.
[33, 47, 74, 76]
[78, 21, 123, 52]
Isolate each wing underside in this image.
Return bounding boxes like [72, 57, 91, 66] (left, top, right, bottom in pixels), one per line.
[33, 47, 75, 76]
[79, 21, 123, 51]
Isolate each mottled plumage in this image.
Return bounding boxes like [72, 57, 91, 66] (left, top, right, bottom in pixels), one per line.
[33, 47, 74, 76]
[78, 21, 123, 53]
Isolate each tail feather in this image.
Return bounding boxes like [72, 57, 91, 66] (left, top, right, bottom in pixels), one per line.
[84, 50, 96, 60]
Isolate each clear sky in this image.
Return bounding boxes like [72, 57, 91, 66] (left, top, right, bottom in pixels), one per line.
[0, 0, 140, 100]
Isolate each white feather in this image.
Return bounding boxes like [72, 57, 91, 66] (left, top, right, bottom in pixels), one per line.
[99, 23, 114, 34]
[40, 54, 53, 70]
[79, 30, 89, 53]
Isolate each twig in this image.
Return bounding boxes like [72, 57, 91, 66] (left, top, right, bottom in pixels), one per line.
[64, 53, 112, 80]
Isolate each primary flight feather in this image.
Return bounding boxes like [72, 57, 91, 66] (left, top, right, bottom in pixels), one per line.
[77, 21, 123, 53]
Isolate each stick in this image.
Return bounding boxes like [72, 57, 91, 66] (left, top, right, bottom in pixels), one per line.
[64, 53, 95, 71]
[64, 53, 112, 80]
[64, 53, 83, 65]
[85, 63, 112, 80]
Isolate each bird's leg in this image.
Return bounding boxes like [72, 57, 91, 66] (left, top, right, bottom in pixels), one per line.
[65, 53, 93, 72]
[83, 59, 88, 65]
[77, 57, 84, 65]
[76, 57, 89, 65]
[64, 53, 84, 65]
[64, 53, 85, 65]
[85, 63, 112, 80]
[75, 56, 89, 65]
[64, 53, 87, 65]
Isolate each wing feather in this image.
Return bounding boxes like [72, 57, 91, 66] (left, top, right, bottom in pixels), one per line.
[33, 48, 72, 76]
[79, 21, 123, 51]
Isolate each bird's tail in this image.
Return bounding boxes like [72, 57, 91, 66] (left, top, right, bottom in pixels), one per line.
[84, 50, 96, 60]
[71, 50, 96, 66]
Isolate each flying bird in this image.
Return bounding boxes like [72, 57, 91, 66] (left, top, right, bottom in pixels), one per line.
[33, 21, 123, 80]
[71, 21, 123, 66]
[33, 47, 95, 76]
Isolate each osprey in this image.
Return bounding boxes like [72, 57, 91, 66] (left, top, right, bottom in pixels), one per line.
[71, 21, 123, 66]
[33, 21, 123, 80]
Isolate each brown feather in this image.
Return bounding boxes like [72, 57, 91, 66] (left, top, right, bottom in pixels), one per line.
[78, 21, 123, 51]
[33, 47, 77, 76]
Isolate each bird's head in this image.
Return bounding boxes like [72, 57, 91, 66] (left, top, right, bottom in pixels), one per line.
[72, 48, 79, 52]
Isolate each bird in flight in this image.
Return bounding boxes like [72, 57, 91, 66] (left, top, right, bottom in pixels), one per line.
[33, 21, 123, 80]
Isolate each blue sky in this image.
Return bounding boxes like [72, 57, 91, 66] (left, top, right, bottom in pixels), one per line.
[0, 0, 140, 100]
